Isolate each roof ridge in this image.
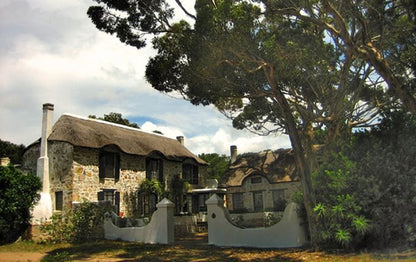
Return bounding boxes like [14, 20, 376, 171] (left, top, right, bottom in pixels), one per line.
[61, 113, 174, 140]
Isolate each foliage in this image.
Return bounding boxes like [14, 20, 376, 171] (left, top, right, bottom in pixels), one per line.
[313, 152, 369, 248]
[0, 139, 25, 165]
[40, 201, 105, 243]
[72, 202, 105, 243]
[198, 153, 230, 180]
[313, 111, 416, 249]
[87, 0, 416, 247]
[168, 174, 189, 215]
[139, 179, 164, 197]
[89, 112, 139, 128]
[263, 0, 416, 113]
[0, 165, 41, 244]
[40, 212, 74, 244]
[348, 111, 416, 248]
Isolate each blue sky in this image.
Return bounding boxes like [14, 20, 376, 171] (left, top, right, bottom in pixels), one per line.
[0, 0, 290, 155]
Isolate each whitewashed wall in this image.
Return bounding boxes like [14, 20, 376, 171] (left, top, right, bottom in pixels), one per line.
[103, 198, 175, 244]
[206, 194, 307, 248]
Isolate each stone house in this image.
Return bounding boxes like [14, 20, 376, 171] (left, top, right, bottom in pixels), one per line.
[220, 146, 301, 214]
[23, 104, 208, 221]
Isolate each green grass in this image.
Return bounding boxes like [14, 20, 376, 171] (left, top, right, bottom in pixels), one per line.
[0, 240, 415, 262]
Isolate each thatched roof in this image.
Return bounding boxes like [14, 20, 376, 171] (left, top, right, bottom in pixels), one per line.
[46, 114, 206, 165]
[220, 149, 298, 187]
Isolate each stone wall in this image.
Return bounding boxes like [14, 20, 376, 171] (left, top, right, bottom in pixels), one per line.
[22, 141, 208, 217]
[21, 144, 40, 175]
[71, 146, 145, 215]
[47, 141, 74, 211]
[226, 175, 301, 212]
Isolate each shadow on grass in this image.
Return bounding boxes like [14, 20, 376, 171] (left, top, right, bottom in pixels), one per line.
[42, 241, 303, 262]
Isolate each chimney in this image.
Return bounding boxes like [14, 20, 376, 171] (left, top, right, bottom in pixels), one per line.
[176, 136, 184, 146]
[37, 103, 54, 192]
[230, 145, 238, 165]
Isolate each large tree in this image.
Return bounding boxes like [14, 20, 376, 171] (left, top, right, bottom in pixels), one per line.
[87, 0, 411, 243]
[263, 0, 416, 113]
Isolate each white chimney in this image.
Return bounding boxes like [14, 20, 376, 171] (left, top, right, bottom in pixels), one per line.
[176, 136, 184, 146]
[37, 103, 54, 192]
[33, 103, 54, 222]
[230, 145, 238, 164]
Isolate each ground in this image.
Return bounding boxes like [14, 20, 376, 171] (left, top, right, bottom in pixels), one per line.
[0, 233, 415, 261]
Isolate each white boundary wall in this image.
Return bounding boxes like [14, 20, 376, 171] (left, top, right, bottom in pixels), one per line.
[206, 194, 306, 248]
[103, 198, 175, 244]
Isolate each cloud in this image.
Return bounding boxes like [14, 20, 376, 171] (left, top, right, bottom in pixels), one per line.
[0, 0, 291, 155]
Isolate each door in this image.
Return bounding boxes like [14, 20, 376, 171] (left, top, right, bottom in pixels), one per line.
[253, 191, 263, 212]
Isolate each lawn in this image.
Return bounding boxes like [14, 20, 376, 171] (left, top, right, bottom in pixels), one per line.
[0, 240, 415, 262]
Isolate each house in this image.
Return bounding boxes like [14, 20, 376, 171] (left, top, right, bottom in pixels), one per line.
[22, 104, 208, 221]
[219, 146, 301, 214]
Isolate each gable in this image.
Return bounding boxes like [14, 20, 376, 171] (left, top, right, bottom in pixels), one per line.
[220, 149, 298, 187]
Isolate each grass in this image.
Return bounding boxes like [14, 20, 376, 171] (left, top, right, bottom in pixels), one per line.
[0, 240, 415, 262]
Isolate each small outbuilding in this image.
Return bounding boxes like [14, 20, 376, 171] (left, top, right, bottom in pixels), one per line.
[220, 146, 301, 214]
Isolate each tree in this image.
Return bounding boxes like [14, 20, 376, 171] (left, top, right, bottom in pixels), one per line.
[198, 153, 230, 180]
[349, 111, 416, 248]
[0, 165, 41, 244]
[86, 0, 406, 243]
[263, 0, 416, 114]
[0, 139, 25, 165]
[89, 112, 140, 128]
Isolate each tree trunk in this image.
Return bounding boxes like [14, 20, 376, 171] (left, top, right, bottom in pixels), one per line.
[273, 87, 317, 246]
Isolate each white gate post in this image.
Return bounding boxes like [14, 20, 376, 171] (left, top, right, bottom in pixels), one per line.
[155, 198, 175, 244]
[206, 194, 225, 245]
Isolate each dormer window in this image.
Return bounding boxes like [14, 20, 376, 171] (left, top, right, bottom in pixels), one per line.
[183, 163, 198, 185]
[250, 176, 262, 184]
[146, 158, 163, 181]
[99, 151, 120, 182]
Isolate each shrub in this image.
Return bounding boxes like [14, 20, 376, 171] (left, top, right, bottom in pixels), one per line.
[313, 152, 369, 248]
[0, 165, 41, 244]
[40, 201, 105, 243]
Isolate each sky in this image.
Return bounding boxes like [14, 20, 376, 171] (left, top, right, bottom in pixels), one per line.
[0, 0, 291, 155]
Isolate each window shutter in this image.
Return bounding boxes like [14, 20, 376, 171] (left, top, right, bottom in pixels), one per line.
[193, 165, 199, 184]
[97, 191, 104, 201]
[115, 154, 120, 182]
[99, 153, 105, 182]
[115, 191, 120, 215]
[158, 159, 163, 182]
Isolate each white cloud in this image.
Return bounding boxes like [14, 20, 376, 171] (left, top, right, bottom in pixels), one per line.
[0, 0, 291, 155]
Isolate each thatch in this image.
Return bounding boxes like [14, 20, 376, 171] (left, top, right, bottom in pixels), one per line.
[46, 114, 206, 164]
[220, 149, 298, 187]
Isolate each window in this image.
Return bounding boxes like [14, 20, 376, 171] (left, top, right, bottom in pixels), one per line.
[55, 191, 63, 211]
[138, 192, 157, 216]
[250, 176, 262, 184]
[183, 164, 198, 184]
[232, 193, 244, 211]
[253, 191, 264, 212]
[198, 193, 209, 212]
[98, 189, 120, 215]
[99, 151, 120, 182]
[272, 189, 287, 211]
[146, 158, 163, 181]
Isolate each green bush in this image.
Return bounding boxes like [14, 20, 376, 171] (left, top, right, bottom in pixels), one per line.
[313, 152, 369, 248]
[40, 201, 105, 243]
[40, 212, 73, 243]
[349, 111, 416, 248]
[0, 165, 41, 244]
